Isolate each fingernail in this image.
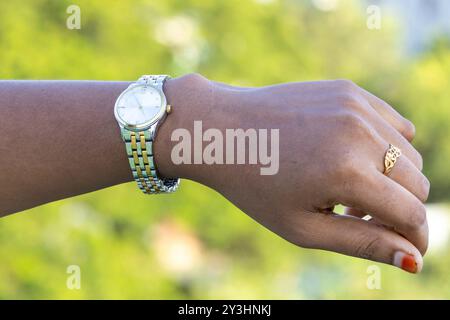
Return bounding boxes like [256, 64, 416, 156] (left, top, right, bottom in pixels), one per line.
[393, 251, 418, 273]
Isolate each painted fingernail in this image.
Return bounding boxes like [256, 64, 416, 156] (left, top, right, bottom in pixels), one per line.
[393, 251, 418, 273]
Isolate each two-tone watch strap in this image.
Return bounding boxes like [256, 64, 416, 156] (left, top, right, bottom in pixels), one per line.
[121, 74, 179, 194]
[121, 128, 179, 194]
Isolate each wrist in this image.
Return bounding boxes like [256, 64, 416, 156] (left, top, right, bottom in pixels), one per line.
[154, 73, 216, 181]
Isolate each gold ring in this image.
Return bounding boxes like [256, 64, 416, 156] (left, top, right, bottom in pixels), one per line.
[384, 144, 402, 175]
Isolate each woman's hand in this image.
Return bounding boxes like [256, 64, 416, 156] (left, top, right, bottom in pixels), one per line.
[159, 74, 430, 273]
[0, 74, 428, 273]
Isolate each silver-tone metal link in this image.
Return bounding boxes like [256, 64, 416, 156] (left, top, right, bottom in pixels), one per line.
[140, 168, 149, 178]
[145, 141, 153, 154]
[128, 158, 136, 170]
[135, 141, 143, 155]
[148, 156, 155, 169]
[121, 128, 132, 142]
[125, 143, 133, 156]
[137, 157, 144, 169]
[137, 75, 168, 88]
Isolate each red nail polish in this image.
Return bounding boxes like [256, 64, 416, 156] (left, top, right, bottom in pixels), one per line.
[401, 254, 417, 273]
[393, 251, 418, 273]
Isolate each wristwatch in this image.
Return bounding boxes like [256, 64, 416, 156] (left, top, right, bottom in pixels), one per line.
[114, 75, 180, 194]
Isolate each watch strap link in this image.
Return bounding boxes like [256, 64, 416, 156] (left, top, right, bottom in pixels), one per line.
[121, 128, 179, 194]
[137, 74, 169, 88]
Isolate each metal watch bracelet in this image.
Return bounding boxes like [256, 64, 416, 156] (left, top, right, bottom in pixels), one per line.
[120, 75, 180, 194]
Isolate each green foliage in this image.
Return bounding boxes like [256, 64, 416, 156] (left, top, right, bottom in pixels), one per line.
[0, 0, 449, 299]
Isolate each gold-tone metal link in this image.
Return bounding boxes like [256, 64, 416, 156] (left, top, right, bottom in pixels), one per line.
[145, 164, 152, 176]
[139, 177, 148, 185]
[145, 176, 159, 191]
[140, 178, 151, 191]
[150, 181, 160, 192]
[142, 150, 149, 164]
[131, 134, 137, 150]
[132, 151, 140, 165]
[135, 132, 146, 156]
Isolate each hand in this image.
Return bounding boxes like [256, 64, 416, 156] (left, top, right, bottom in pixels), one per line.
[157, 74, 430, 273]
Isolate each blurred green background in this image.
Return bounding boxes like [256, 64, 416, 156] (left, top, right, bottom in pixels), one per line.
[0, 0, 449, 299]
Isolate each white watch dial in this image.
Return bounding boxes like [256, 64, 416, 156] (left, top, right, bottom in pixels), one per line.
[115, 85, 163, 127]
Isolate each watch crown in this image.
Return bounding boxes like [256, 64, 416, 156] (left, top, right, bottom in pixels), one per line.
[166, 104, 172, 114]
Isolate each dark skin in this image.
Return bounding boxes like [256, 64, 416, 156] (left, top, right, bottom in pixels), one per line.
[0, 74, 430, 272]
[0, 80, 132, 212]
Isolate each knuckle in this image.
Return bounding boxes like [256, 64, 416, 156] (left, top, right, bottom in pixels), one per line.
[334, 79, 358, 92]
[405, 203, 427, 231]
[339, 111, 362, 127]
[415, 151, 424, 171]
[402, 119, 416, 141]
[419, 175, 431, 202]
[337, 92, 363, 112]
[354, 234, 381, 260]
[339, 112, 372, 138]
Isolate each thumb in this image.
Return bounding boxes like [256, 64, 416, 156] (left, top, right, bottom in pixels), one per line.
[296, 212, 423, 273]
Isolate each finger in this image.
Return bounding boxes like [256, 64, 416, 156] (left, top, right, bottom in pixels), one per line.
[340, 169, 429, 255]
[348, 103, 428, 197]
[296, 212, 423, 273]
[375, 147, 430, 202]
[358, 98, 423, 170]
[345, 112, 428, 201]
[359, 87, 416, 142]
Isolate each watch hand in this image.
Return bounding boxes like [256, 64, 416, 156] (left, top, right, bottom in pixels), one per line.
[133, 95, 141, 108]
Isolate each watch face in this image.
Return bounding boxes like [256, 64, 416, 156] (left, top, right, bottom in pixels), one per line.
[114, 85, 165, 129]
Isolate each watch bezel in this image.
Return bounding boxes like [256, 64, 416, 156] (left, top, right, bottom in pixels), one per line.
[114, 83, 167, 132]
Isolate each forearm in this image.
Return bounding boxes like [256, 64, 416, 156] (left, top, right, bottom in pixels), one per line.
[0, 80, 132, 215]
[0, 74, 217, 217]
